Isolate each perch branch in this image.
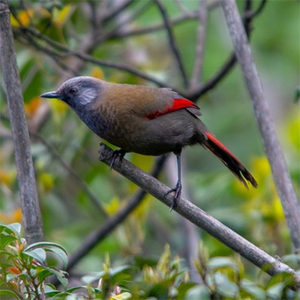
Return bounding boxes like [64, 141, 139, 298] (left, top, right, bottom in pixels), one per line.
[98, 143, 300, 288]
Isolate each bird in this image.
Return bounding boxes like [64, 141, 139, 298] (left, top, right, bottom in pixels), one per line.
[41, 76, 257, 209]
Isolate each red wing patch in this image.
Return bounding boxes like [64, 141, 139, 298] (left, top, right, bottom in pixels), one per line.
[146, 98, 199, 120]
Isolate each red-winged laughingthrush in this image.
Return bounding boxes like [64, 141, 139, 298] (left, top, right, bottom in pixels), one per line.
[41, 76, 257, 209]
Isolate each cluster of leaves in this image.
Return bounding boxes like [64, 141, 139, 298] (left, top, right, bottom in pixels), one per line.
[1, 223, 300, 299]
[192, 244, 300, 300]
[0, 223, 68, 299]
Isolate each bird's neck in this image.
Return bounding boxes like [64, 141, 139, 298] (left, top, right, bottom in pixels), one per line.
[73, 104, 109, 137]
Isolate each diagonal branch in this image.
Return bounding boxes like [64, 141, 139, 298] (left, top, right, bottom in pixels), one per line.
[31, 133, 108, 218]
[98, 143, 300, 288]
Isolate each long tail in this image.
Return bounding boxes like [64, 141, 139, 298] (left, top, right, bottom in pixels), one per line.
[203, 131, 258, 188]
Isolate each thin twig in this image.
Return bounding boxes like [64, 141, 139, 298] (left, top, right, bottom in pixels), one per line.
[154, 0, 189, 88]
[32, 133, 108, 218]
[174, 0, 195, 16]
[100, 0, 135, 25]
[189, 0, 267, 100]
[14, 26, 175, 90]
[108, 0, 220, 39]
[98, 143, 300, 288]
[189, 0, 208, 91]
[0, 111, 107, 217]
[93, 0, 153, 45]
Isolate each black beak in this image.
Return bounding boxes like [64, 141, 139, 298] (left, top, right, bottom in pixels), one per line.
[40, 91, 61, 99]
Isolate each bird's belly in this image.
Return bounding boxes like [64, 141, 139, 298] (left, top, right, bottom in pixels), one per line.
[101, 128, 174, 156]
[102, 113, 198, 156]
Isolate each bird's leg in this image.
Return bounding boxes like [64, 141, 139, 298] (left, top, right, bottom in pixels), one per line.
[110, 149, 127, 169]
[166, 152, 182, 211]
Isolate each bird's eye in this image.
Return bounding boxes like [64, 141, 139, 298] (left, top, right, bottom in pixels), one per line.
[69, 87, 78, 95]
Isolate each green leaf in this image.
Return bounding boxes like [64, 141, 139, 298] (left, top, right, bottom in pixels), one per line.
[176, 282, 196, 299]
[36, 267, 53, 282]
[267, 282, 285, 299]
[25, 242, 68, 267]
[0, 290, 21, 300]
[210, 273, 239, 298]
[240, 279, 265, 299]
[282, 254, 300, 269]
[25, 241, 68, 255]
[184, 285, 211, 300]
[207, 257, 239, 272]
[23, 248, 46, 264]
[111, 292, 132, 300]
[0, 223, 21, 239]
[66, 286, 88, 293]
[0, 234, 18, 250]
[0, 250, 17, 260]
[110, 265, 131, 276]
[43, 246, 68, 269]
[46, 267, 68, 289]
[44, 284, 61, 296]
[146, 279, 172, 298]
[7, 272, 29, 283]
[110, 265, 132, 284]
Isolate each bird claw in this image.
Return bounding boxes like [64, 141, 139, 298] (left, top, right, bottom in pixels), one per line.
[110, 149, 126, 169]
[165, 181, 182, 211]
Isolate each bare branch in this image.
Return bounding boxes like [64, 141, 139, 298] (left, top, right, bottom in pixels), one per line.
[100, 0, 135, 25]
[14, 26, 175, 90]
[108, 0, 220, 39]
[221, 0, 300, 251]
[189, 0, 267, 100]
[189, 0, 208, 91]
[93, 0, 152, 45]
[0, 0, 43, 243]
[98, 143, 300, 288]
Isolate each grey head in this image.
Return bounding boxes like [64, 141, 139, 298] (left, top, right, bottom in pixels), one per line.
[40, 76, 109, 137]
[40, 76, 104, 111]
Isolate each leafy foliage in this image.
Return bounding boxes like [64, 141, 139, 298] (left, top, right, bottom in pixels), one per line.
[0, 223, 68, 299]
[1, 225, 299, 299]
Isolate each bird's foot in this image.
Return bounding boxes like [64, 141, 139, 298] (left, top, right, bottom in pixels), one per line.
[110, 149, 127, 169]
[165, 181, 182, 211]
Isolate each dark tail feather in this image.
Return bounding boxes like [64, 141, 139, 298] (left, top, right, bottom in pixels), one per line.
[203, 132, 258, 188]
